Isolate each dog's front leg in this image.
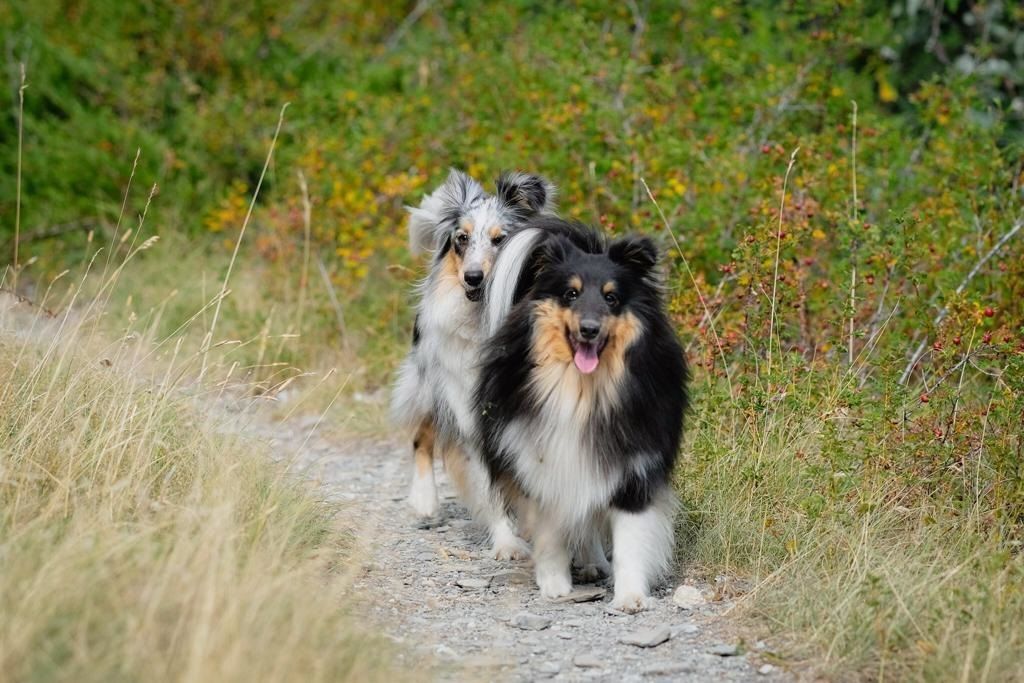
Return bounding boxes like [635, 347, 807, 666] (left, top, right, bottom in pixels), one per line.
[407, 418, 439, 517]
[532, 504, 572, 599]
[609, 502, 673, 613]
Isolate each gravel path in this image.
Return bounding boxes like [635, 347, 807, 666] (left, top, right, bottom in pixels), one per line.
[252, 414, 791, 682]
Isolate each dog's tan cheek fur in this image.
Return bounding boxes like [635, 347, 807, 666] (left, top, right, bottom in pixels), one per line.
[441, 248, 464, 291]
[600, 311, 642, 382]
[531, 301, 574, 365]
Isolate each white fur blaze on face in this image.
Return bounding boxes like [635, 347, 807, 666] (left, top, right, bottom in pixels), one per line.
[408, 466, 439, 518]
[609, 491, 677, 613]
[532, 505, 573, 599]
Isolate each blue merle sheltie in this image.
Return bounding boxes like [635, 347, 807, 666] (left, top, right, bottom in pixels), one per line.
[390, 169, 555, 559]
[476, 217, 688, 612]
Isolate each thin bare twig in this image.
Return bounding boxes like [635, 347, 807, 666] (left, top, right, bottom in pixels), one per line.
[13, 64, 26, 293]
[767, 148, 800, 380]
[2, 220, 95, 249]
[315, 256, 349, 352]
[641, 178, 734, 398]
[382, 0, 435, 53]
[899, 217, 1023, 385]
[296, 170, 313, 336]
[848, 101, 858, 367]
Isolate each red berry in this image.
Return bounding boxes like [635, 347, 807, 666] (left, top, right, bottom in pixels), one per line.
[953, 336, 961, 345]
[761, 144, 771, 154]
[920, 393, 930, 403]
[983, 332, 992, 343]
[933, 341, 943, 351]
[984, 307, 995, 317]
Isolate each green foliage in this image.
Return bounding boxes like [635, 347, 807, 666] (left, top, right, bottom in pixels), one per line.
[3, 1, 1024, 679]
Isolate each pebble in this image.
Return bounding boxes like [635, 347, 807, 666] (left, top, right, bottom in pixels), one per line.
[620, 626, 672, 648]
[759, 664, 776, 675]
[675, 623, 700, 636]
[489, 570, 533, 586]
[573, 653, 604, 668]
[455, 576, 491, 590]
[538, 661, 561, 674]
[672, 584, 705, 609]
[641, 662, 693, 676]
[709, 643, 740, 657]
[552, 587, 607, 603]
[509, 611, 552, 631]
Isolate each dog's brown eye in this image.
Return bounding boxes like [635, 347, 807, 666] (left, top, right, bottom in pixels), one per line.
[455, 233, 469, 246]
[564, 288, 579, 302]
[604, 292, 619, 307]
[492, 233, 506, 245]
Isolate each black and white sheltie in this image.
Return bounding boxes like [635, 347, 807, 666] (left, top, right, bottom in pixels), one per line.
[391, 169, 555, 559]
[476, 217, 688, 612]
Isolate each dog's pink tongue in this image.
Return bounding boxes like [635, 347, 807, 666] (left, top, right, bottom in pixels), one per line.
[574, 344, 600, 374]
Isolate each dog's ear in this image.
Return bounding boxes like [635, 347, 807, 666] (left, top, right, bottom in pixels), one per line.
[538, 234, 574, 268]
[609, 235, 660, 281]
[438, 168, 486, 215]
[407, 168, 485, 255]
[495, 172, 556, 217]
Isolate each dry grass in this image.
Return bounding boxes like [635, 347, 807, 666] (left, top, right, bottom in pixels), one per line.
[0, 287, 402, 683]
[676, 373, 1024, 682]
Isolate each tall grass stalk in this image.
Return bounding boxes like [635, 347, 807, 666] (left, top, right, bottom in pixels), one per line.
[201, 103, 290, 380]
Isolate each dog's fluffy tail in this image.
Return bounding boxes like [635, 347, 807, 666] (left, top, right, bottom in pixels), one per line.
[484, 226, 545, 336]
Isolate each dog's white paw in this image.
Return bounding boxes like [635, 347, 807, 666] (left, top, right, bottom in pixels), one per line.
[407, 478, 439, 518]
[491, 535, 531, 561]
[537, 568, 573, 600]
[610, 590, 651, 613]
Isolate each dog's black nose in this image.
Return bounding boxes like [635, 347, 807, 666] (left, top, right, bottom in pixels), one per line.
[464, 270, 484, 287]
[579, 320, 601, 340]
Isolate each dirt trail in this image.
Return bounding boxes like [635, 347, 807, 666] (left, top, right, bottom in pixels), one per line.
[251, 414, 790, 682]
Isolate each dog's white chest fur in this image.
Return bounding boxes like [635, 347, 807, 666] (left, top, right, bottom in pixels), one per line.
[416, 278, 482, 437]
[499, 407, 617, 533]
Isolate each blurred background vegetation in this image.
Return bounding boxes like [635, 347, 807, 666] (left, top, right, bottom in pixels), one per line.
[2, 1, 1023, 680]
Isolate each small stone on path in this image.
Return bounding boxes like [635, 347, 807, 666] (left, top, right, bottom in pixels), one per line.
[455, 576, 491, 590]
[759, 664, 776, 675]
[642, 662, 692, 676]
[552, 587, 607, 603]
[573, 653, 603, 668]
[672, 584, 705, 609]
[709, 643, 740, 657]
[509, 611, 552, 631]
[620, 626, 672, 648]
